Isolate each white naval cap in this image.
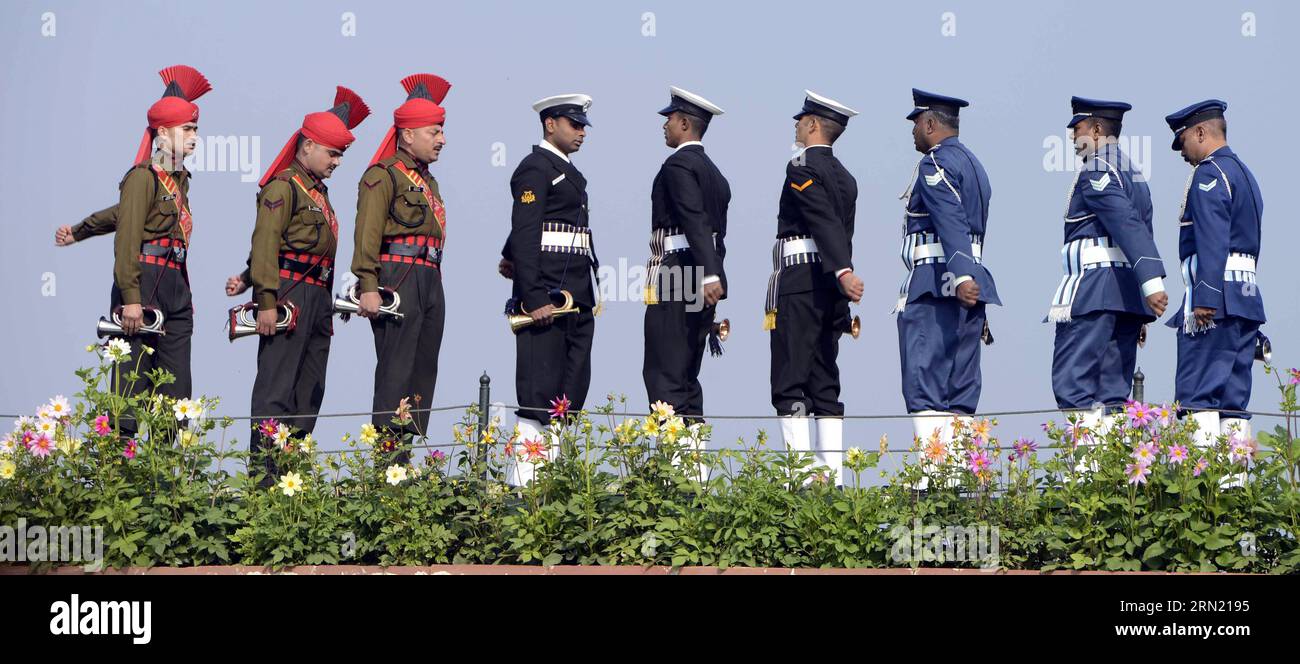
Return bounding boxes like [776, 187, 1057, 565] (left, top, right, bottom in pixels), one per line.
[533, 93, 593, 127]
[795, 89, 860, 125]
[659, 86, 725, 118]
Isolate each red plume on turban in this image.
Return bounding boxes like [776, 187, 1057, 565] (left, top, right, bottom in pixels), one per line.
[259, 87, 372, 187]
[135, 65, 212, 165]
[369, 74, 451, 166]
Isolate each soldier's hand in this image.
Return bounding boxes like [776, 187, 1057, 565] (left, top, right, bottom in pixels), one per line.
[837, 271, 864, 303]
[358, 291, 382, 319]
[498, 258, 514, 280]
[956, 280, 981, 308]
[120, 303, 144, 336]
[256, 308, 279, 336]
[529, 304, 556, 326]
[1194, 306, 1216, 328]
[55, 225, 76, 247]
[1146, 291, 1169, 318]
[225, 274, 249, 297]
[701, 281, 725, 307]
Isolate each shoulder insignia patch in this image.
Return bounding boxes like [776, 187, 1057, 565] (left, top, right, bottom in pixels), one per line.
[924, 171, 944, 187]
[790, 179, 814, 192]
[1198, 179, 1218, 192]
[1089, 173, 1111, 191]
[363, 179, 381, 190]
[263, 197, 284, 211]
[520, 190, 536, 204]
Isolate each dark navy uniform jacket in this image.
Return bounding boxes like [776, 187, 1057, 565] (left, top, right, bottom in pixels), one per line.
[1167, 145, 1265, 328]
[649, 143, 730, 299]
[902, 136, 1000, 305]
[504, 145, 597, 311]
[775, 145, 856, 294]
[1062, 142, 1165, 321]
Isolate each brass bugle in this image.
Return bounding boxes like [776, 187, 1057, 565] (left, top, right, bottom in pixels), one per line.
[228, 302, 298, 341]
[712, 318, 730, 342]
[509, 290, 579, 332]
[835, 313, 861, 340]
[334, 284, 403, 320]
[96, 306, 165, 338]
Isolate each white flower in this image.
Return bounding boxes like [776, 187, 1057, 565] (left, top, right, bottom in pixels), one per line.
[173, 398, 203, 421]
[385, 464, 408, 486]
[0, 459, 15, 480]
[0, 434, 16, 456]
[13, 416, 32, 432]
[177, 430, 197, 447]
[274, 425, 291, 446]
[298, 434, 312, 454]
[35, 418, 58, 438]
[47, 396, 70, 419]
[277, 472, 304, 497]
[360, 423, 379, 445]
[409, 465, 422, 479]
[104, 338, 132, 363]
[36, 405, 52, 420]
[650, 400, 675, 421]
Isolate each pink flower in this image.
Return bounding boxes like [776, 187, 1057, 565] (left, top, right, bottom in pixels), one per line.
[258, 419, 280, 440]
[1009, 437, 1037, 461]
[93, 414, 112, 436]
[1166, 444, 1189, 465]
[1193, 457, 1209, 477]
[1125, 400, 1154, 430]
[522, 437, 548, 462]
[1131, 442, 1159, 465]
[1289, 368, 1300, 385]
[966, 448, 992, 475]
[1125, 462, 1151, 485]
[1228, 436, 1257, 467]
[548, 394, 571, 420]
[430, 449, 446, 462]
[1155, 404, 1175, 428]
[29, 433, 53, 458]
[123, 439, 138, 460]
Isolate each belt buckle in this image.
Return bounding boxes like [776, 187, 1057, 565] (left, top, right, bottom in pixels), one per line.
[319, 265, 332, 280]
[172, 246, 187, 262]
[428, 247, 443, 264]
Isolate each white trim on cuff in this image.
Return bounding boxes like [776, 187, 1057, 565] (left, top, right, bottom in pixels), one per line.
[834, 268, 852, 278]
[1140, 277, 1165, 298]
[952, 275, 973, 287]
[701, 275, 720, 285]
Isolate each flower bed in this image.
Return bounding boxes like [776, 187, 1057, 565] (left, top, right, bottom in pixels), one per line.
[2, 346, 1298, 573]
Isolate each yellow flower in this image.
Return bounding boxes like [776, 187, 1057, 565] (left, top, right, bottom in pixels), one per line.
[972, 419, 993, 440]
[662, 416, 686, 443]
[0, 458, 16, 480]
[56, 436, 82, 456]
[846, 447, 864, 467]
[641, 417, 660, 437]
[923, 435, 947, 464]
[178, 429, 197, 447]
[385, 464, 408, 486]
[298, 434, 312, 454]
[277, 472, 304, 497]
[650, 400, 675, 422]
[360, 423, 378, 445]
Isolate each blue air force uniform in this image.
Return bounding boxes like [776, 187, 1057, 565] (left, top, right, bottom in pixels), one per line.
[1048, 98, 1166, 411]
[1164, 100, 1265, 423]
[895, 89, 999, 416]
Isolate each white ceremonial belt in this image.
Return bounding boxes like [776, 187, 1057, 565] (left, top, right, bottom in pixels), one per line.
[663, 234, 691, 252]
[782, 238, 819, 257]
[1080, 245, 1129, 266]
[912, 242, 983, 262]
[1225, 255, 1256, 273]
[541, 231, 591, 249]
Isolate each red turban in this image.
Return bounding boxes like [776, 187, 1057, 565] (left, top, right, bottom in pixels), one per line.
[259, 86, 371, 187]
[369, 74, 451, 166]
[134, 65, 212, 165]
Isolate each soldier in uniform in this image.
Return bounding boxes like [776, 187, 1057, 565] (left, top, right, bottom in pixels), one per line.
[350, 74, 452, 461]
[643, 87, 730, 423]
[500, 94, 599, 485]
[224, 87, 370, 479]
[1048, 97, 1167, 436]
[1163, 100, 1266, 451]
[894, 89, 998, 464]
[765, 90, 862, 486]
[109, 65, 212, 435]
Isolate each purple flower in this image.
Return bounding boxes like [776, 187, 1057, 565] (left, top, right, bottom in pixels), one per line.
[1166, 444, 1189, 465]
[1193, 457, 1209, 477]
[1131, 442, 1159, 466]
[1009, 437, 1038, 461]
